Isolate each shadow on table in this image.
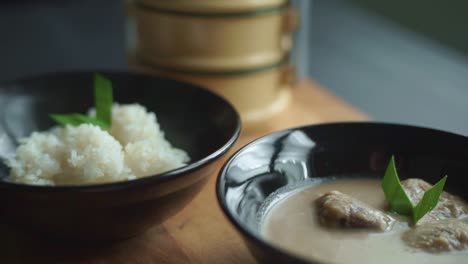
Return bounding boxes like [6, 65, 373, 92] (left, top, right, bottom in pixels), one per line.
[0, 223, 192, 264]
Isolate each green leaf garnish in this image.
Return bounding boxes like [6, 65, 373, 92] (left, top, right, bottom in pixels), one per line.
[50, 113, 110, 128]
[94, 73, 113, 127]
[50, 73, 113, 129]
[50, 113, 83, 127]
[382, 156, 414, 215]
[412, 175, 447, 223]
[382, 155, 448, 224]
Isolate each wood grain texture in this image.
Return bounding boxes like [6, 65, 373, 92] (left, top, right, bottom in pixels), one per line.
[0, 80, 368, 264]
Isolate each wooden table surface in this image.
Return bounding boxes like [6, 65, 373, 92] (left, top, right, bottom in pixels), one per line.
[0, 80, 368, 264]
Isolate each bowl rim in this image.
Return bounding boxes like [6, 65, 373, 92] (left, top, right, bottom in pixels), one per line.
[215, 121, 468, 264]
[0, 70, 242, 192]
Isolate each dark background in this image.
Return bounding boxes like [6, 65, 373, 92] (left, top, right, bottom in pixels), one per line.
[2, 0, 468, 134]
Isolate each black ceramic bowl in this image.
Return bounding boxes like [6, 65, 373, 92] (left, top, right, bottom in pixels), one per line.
[0, 71, 241, 241]
[217, 122, 468, 264]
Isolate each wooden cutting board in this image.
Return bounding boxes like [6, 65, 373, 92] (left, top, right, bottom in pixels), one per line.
[0, 80, 368, 264]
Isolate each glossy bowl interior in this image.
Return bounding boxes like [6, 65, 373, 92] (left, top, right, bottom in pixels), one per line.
[0, 71, 241, 241]
[217, 122, 468, 264]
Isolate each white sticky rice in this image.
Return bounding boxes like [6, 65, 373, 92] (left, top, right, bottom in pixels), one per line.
[6, 104, 189, 186]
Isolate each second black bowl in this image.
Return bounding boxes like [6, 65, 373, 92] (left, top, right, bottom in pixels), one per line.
[217, 122, 468, 264]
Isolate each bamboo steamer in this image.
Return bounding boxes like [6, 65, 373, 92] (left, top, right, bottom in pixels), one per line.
[128, 0, 297, 71]
[128, 55, 295, 129]
[125, 0, 298, 128]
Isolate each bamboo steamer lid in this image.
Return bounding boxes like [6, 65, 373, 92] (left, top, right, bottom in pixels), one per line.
[136, 0, 289, 13]
[127, 0, 297, 71]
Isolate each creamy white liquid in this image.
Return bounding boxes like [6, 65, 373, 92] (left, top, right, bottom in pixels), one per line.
[261, 179, 467, 264]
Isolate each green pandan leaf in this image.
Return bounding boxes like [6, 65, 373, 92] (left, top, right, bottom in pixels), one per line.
[381, 156, 414, 215]
[50, 73, 113, 129]
[382, 155, 448, 224]
[49, 113, 83, 127]
[49, 113, 109, 128]
[94, 73, 113, 127]
[412, 175, 447, 222]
